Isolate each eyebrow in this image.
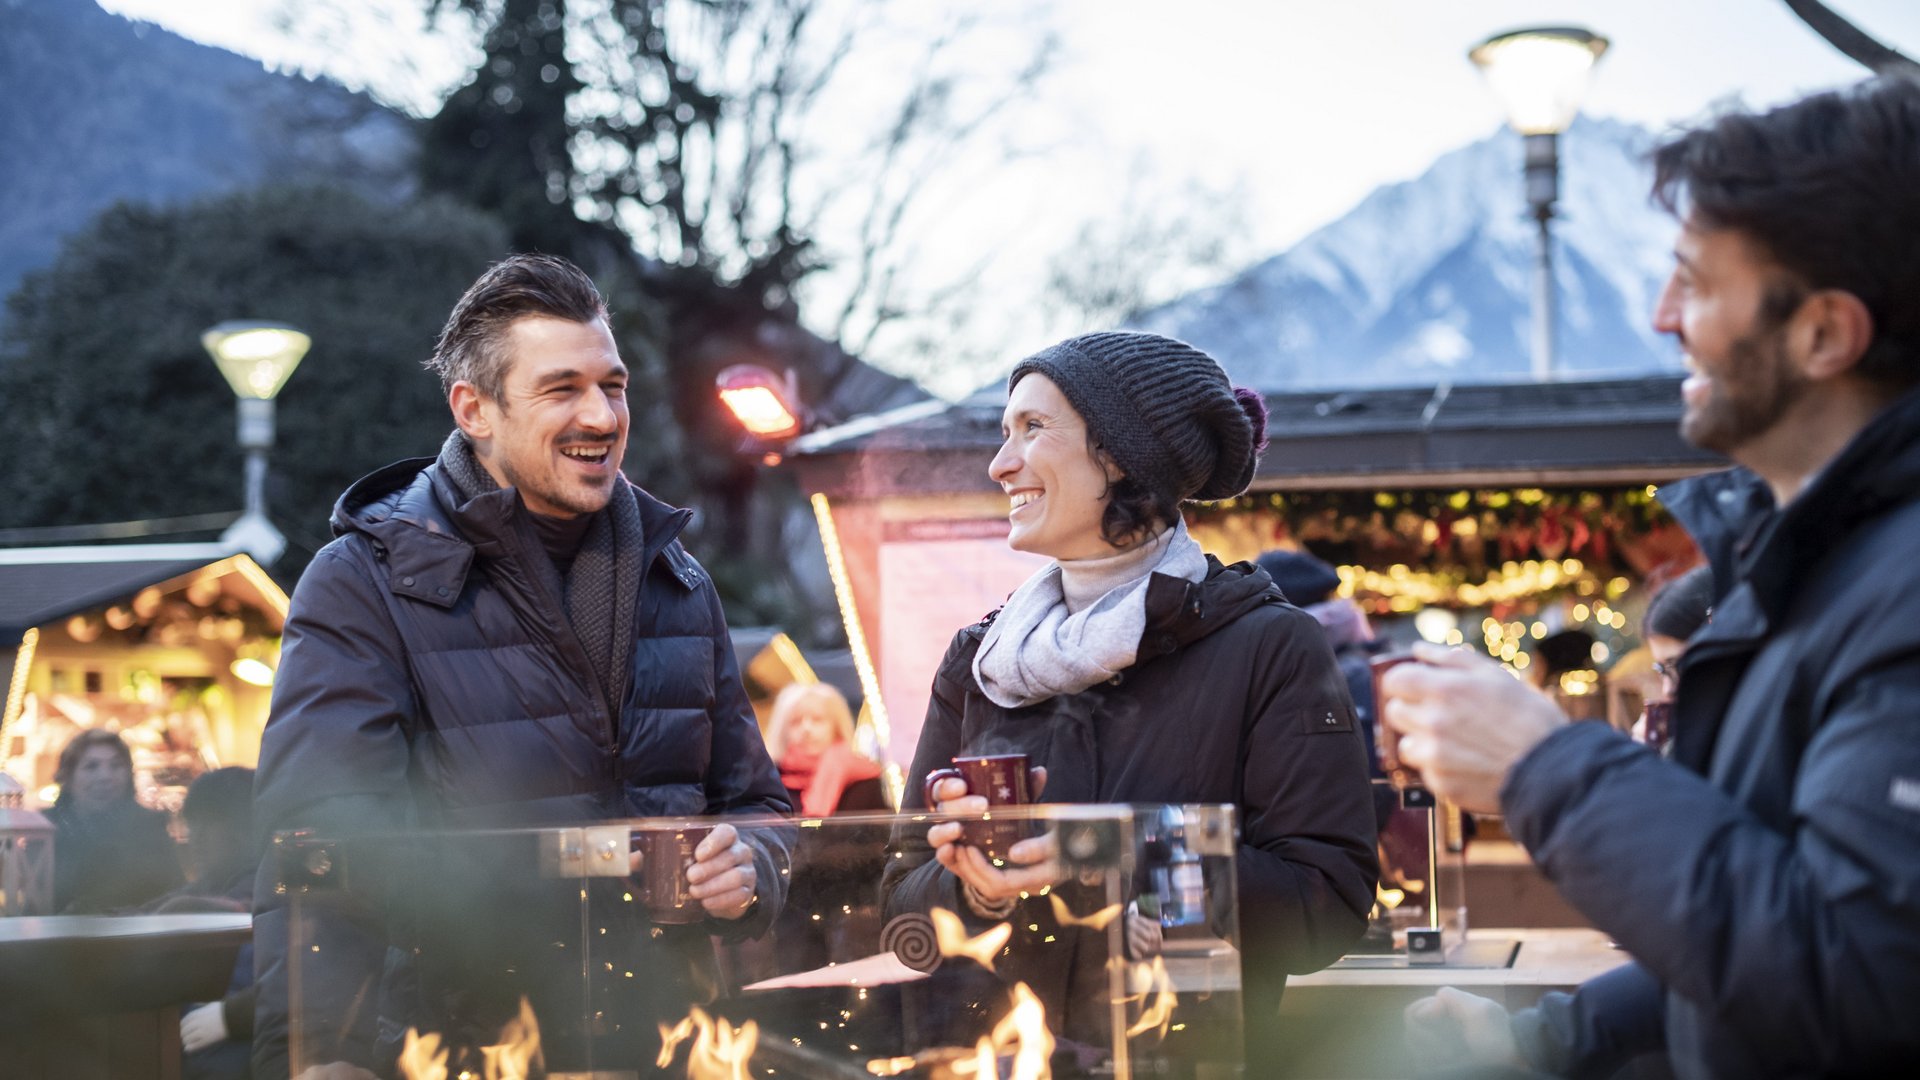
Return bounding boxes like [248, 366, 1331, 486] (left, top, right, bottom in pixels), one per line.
[1000, 406, 1048, 435]
[532, 365, 628, 389]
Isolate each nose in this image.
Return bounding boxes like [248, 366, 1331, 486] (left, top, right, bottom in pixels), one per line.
[989, 437, 1019, 485]
[577, 386, 618, 433]
[1652, 274, 1683, 339]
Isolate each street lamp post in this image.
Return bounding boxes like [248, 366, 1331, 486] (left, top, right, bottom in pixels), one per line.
[202, 320, 311, 566]
[1470, 26, 1610, 381]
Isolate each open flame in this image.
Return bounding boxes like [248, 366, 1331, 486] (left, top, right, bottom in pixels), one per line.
[1047, 894, 1122, 931]
[931, 906, 1012, 972]
[395, 996, 543, 1080]
[1122, 955, 1178, 1041]
[657, 1005, 760, 1080]
[866, 981, 1055, 1080]
[397, 1028, 449, 1080]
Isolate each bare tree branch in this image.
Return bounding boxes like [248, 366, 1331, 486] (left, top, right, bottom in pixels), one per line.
[1782, 0, 1920, 78]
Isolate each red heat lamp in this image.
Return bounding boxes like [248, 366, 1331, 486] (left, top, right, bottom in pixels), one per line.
[716, 364, 803, 441]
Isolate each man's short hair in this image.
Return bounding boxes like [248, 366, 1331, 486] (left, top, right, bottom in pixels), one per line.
[426, 253, 610, 402]
[1650, 77, 1920, 390]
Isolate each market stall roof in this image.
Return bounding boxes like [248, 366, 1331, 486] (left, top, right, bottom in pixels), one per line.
[0, 543, 286, 645]
[788, 374, 1727, 497]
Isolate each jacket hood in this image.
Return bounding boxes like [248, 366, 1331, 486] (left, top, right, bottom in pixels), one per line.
[1661, 381, 1920, 605]
[326, 455, 696, 606]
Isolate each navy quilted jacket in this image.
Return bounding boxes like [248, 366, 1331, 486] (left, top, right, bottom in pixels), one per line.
[251, 458, 792, 1076]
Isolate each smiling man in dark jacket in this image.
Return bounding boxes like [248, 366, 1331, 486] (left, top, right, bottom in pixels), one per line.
[251, 255, 792, 1078]
[1385, 79, 1920, 1079]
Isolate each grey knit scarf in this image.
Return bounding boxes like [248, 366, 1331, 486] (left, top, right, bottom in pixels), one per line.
[972, 517, 1207, 708]
[437, 430, 644, 717]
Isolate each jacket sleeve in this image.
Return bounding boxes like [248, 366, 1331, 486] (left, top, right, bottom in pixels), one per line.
[252, 542, 419, 1079]
[1236, 608, 1380, 975]
[880, 630, 976, 923]
[697, 579, 794, 939]
[1510, 961, 1666, 1079]
[1502, 657, 1920, 1074]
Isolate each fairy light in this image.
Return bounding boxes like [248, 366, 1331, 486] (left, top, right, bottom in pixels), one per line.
[1337, 557, 1601, 611]
[810, 493, 898, 803]
[1, 627, 38, 746]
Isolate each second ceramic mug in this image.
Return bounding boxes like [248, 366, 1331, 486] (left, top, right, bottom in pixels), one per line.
[923, 752, 1034, 862]
[1369, 653, 1424, 791]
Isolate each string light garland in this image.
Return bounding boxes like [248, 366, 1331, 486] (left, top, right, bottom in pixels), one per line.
[810, 493, 901, 805]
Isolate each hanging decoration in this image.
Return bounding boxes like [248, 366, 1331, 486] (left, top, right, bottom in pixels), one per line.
[1189, 484, 1700, 612]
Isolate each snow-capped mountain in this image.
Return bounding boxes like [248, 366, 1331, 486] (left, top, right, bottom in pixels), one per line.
[1132, 118, 1683, 389]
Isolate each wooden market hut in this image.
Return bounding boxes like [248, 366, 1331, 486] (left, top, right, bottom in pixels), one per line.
[0, 543, 289, 811]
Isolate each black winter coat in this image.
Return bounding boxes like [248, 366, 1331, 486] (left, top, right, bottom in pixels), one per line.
[882, 557, 1379, 1069]
[252, 459, 792, 1077]
[1502, 384, 1920, 1079]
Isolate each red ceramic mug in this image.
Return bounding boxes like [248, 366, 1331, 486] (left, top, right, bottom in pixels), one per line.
[1641, 700, 1674, 752]
[923, 753, 1034, 862]
[631, 823, 711, 924]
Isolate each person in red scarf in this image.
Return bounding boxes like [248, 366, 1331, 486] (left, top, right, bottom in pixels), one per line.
[766, 683, 887, 817]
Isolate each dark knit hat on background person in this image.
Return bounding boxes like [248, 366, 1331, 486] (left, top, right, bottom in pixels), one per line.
[1009, 332, 1268, 502]
[1255, 549, 1341, 606]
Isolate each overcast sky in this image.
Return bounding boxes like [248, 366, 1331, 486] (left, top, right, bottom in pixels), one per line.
[95, 0, 1920, 393]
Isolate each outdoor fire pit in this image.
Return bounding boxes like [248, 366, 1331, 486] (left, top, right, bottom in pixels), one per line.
[278, 805, 1244, 1079]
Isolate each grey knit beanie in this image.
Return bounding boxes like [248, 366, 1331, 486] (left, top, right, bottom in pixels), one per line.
[1008, 332, 1267, 502]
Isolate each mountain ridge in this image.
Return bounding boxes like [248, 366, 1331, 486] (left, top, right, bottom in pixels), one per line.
[1132, 117, 1683, 390]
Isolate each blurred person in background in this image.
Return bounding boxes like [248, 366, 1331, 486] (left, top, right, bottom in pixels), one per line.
[46, 727, 182, 913]
[1633, 565, 1715, 751]
[765, 682, 886, 816]
[149, 767, 259, 1080]
[758, 682, 888, 977]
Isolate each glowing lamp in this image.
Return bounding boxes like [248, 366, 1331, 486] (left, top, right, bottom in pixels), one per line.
[716, 365, 802, 440]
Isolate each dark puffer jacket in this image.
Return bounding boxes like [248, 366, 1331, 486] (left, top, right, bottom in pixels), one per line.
[252, 458, 792, 1077]
[882, 557, 1379, 1070]
[1502, 383, 1920, 1079]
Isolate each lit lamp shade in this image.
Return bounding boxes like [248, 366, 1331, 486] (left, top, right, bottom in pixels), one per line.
[1469, 27, 1610, 135]
[202, 320, 312, 400]
[716, 364, 802, 440]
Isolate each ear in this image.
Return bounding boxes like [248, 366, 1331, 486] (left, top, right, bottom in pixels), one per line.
[1095, 446, 1125, 486]
[1791, 289, 1875, 381]
[449, 381, 492, 441]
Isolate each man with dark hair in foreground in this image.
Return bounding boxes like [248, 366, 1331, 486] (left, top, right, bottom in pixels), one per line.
[251, 254, 792, 1078]
[1384, 78, 1920, 1078]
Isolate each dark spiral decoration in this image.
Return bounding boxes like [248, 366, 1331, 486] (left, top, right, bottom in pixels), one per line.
[881, 912, 941, 973]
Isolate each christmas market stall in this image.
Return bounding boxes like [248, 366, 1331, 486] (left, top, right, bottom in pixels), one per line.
[0, 543, 289, 815]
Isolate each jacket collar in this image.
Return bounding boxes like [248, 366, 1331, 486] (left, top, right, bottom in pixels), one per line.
[1660, 381, 1920, 625]
[329, 457, 696, 608]
[1133, 556, 1282, 663]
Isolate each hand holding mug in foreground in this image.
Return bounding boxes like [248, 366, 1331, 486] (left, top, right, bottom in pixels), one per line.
[926, 765, 1058, 910]
[686, 822, 758, 920]
[1379, 642, 1567, 814]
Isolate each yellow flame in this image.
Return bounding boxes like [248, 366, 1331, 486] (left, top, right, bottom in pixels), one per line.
[658, 1006, 759, 1080]
[1047, 894, 1123, 931]
[995, 982, 1056, 1079]
[397, 1028, 449, 1080]
[395, 997, 542, 1080]
[477, 996, 543, 1080]
[1122, 956, 1178, 1041]
[932, 907, 1011, 972]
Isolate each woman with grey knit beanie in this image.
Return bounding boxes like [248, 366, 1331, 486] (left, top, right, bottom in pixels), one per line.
[880, 332, 1381, 1071]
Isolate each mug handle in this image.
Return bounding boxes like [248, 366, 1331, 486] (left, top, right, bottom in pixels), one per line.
[923, 766, 965, 808]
